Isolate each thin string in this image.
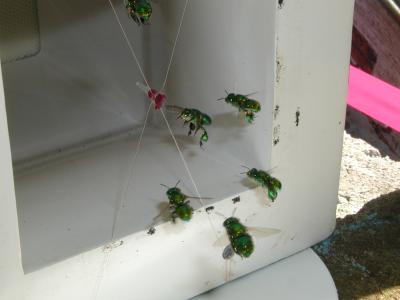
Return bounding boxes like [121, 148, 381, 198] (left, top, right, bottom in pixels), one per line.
[106, 0, 211, 241]
[110, 102, 153, 240]
[160, 0, 190, 92]
[157, 0, 220, 239]
[94, 2, 219, 298]
[160, 109, 218, 238]
[92, 2, 155, 298]
[92, 249, 110, 300]
[107, 0, 151, 89]
[91, 102, 152, 300]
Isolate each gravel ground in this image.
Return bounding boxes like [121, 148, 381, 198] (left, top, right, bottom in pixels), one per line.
[337, 132, 400, 218]
[314, 129, 400, 300]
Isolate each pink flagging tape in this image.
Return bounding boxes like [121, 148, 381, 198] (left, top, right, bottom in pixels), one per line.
[348, 66, 400, 132]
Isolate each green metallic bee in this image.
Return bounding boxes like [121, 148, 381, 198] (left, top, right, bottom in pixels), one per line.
[160, 181, 211, 222]
[124, 0, 152, 26]
[223, 216, 254, 258]
[218, 91, 261, 123]
[214, 209, 281, 260]
[243, 167, 282, 201]
[167, 105, 212, 147]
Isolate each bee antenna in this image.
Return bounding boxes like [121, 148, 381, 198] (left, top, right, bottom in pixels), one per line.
[240, 165, 250, 174]
[160, 184, 169, 189]
[232, 207, 237, 217]
[270, 166, 278, 172]
[174, 180, 181, 188]
[225, 89, 229, 95]
[216, 97, 225, 101]
[265, 165, 278, 174]
[215, 212, 227, 219]
[244, 91, 258, 97]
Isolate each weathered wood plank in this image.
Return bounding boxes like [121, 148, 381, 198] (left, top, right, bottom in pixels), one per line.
[354, 0, 400, 88]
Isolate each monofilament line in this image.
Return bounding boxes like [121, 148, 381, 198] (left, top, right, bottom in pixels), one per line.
[160, 109, 218, 238]
[95, 1, 217, 298]
[157, 1, 219, 239]
[94, 0, 193, 297]
[91, 102, 152, 300]
[110, 102, 153, 241]
[107, 0, 151, 89]
[160, 0, 190, 92]
[93, 2, 154, 298]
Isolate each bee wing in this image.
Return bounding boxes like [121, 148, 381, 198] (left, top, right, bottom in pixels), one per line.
[213, 234, 230, 248]
[186, 196, 213, 200]
[247, 227, 281, 239]
[165, 105, 184, 113]
[150, 202, 171, 225]
[222, 244, 235, 260]
[244, 91, 258, 98]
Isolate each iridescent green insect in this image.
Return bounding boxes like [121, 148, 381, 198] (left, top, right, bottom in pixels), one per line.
[223, 216, 254, 258]
[167, 105, 212, 147]
[124, 0, 152, 26]
[214, 209, 281, 260]
[243, 167, 282, 201]
[160, 181, 211, 222]
[218, 91, 261, 123]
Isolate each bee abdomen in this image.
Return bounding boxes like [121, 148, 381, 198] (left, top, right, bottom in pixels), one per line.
[175, 204, 193, 222]
[231, 234, 254, 258]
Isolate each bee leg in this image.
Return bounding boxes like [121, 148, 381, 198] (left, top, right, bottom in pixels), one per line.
[127, 7, 133, 18]
[189, 123, 196, 136]
[194, 122, 202, 136]
[200, 129, 208, 143]
[245, 112, 255, 124]
[237, 109, 244, 120]
[194, 119, 202, 135]
[132, 14, 140, 26]
[171, 211, 177, 224]
[137, 16, 142, 26]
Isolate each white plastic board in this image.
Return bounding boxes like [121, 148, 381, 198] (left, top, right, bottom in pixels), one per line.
[0, 0, 354, 299]
[193, 249, 338, 300]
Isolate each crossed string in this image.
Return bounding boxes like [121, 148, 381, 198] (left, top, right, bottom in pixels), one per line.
[92, 1, 221, 298]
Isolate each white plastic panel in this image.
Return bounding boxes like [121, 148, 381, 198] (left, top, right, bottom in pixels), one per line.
[3, 0, 148, 162]
[5, 0, 276, 272]
[15, 129, 262, 272]
[0, 59, 24, 300]
[0, 0, 354, 299]
[194, 249, 338, 300]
